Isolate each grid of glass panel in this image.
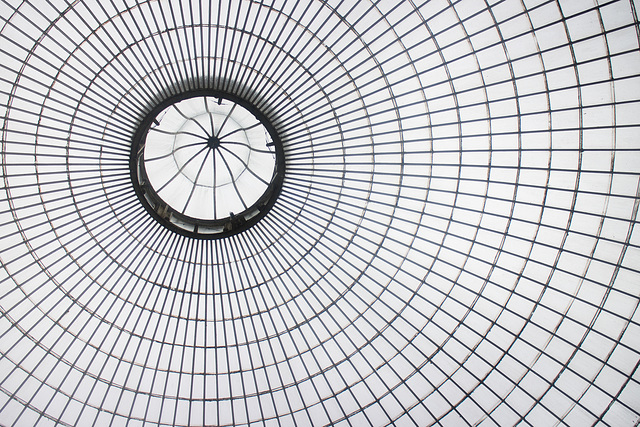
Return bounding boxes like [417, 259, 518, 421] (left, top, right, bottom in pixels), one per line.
[1, 0, 639, 426]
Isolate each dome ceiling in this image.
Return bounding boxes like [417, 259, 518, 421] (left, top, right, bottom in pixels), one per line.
[1, 0, 639, 425]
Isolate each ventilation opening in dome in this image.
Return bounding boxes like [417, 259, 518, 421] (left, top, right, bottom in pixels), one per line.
[130, 91, 285, 239]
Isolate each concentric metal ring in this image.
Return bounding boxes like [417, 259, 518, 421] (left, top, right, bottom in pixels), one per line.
[130, 90, 285, 238]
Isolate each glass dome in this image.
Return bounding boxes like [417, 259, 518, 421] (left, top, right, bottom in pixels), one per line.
[131, 91, 285, 238]
[1, 1, 639, 426]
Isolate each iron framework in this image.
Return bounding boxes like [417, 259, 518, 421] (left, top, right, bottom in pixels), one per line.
[1, 0, 640, 426]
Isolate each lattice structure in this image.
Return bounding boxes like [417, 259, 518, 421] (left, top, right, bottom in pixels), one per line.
[1, 1, 639, 426]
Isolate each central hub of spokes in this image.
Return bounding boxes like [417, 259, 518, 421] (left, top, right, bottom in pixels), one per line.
[130, 91, 285, 239]
[207, 135, 221, 149]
